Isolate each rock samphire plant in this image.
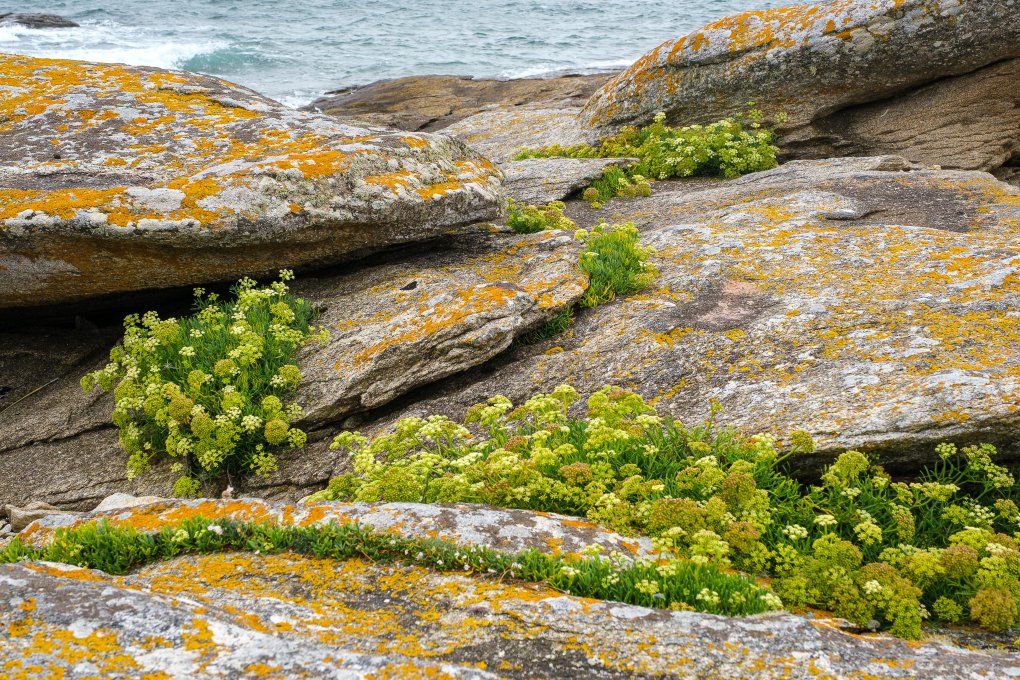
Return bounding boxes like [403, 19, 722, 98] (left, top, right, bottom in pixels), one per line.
[515, 110, 779, 181]
[82, 271, 327, 497]
[314, 385, 1020, 639]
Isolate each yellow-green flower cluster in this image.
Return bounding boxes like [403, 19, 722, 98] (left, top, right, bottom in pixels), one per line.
[514, 109, 779, 180]
[82, 272, 326, 496]
[314, 384, 1020, 639]
[505, 199, 576, 234]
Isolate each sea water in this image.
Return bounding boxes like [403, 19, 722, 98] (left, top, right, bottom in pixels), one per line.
[1, 0, 793, 107]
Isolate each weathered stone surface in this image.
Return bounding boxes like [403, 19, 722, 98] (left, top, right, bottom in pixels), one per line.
[0, 13, 78, 28]
[6, 500, 1019, 678]
[501, 157, 636, 205]
[306, 72, 614, 132]
[3, 501, 80, 532]
[782, 58, 1020, 171]
[444, 107, 596, 163]
[368, 157, 1020, 469]
[582, 0, 1020, 172]
[18, 499, 655, 559]
[584, 0, 1020, 131]
[297, 230, 587, 425]
[0, 54, 503, 309]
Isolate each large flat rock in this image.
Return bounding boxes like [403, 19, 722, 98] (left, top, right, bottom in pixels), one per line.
[297, 230, 586, 425]
[0, 54, 503, 309]
[444, 107, 596, 163]
[366, 157, 1020, 469]
[582, 0, 1020, 173]
[305, 72, 614, 132]
[5, 499, 1018, 679]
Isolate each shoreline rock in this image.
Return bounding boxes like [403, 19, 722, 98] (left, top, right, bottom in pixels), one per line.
[582, 0, 1020, 174]
[0, 54, 504, 310]
[304, 72, 615, 133]
[0, 13, 78, 28]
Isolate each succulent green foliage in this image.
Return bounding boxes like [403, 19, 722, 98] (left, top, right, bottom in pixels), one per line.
[576, 222, 657, 307]
[315, 385, 1020, 638]
[584, 167, 652, 208]
[81, 272, 327, 496]
[515, 109, 779, 181]
[506, 199, 576, 234]
[0, 516, 776, 617]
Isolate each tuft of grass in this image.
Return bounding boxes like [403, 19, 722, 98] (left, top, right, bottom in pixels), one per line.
[515, 307, 575, 347]
[0, 515, 777, 617]
[81, 272, 328, 497]
[584, 167, 652, 208]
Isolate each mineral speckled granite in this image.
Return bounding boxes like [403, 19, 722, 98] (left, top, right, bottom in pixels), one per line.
[0, 54, 504, 309]
[296, 229, 588, 425]
[582, 0, 1020, 172]
[5, 499, 1020, 679]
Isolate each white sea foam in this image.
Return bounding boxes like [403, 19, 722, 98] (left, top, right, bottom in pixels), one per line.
[0, 20, 225, 71]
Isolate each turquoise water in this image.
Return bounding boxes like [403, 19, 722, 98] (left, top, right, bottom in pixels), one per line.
[0, 1, 790, 107]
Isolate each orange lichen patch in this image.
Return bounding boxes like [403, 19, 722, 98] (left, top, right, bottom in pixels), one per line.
[415, 180, 463, 200]
[340, 285, 523, 371]
[401, 136, 430, 149]
[0, 186, 124, 220]
[365, 170, 415, 193]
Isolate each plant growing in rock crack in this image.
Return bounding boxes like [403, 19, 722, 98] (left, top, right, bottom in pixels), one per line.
[312, 384, 1020, 639]
[576, 221, 657, 307]
[583, 167, 652, 208]
[506, 199, 576, 234]
[81, 271, 328, 497]
[515, 108, 779, 193]
[0, 515, 779, 617]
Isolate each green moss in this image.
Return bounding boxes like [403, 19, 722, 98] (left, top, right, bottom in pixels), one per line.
[0, 515, 775, 617]
[81, 272, 328, 495]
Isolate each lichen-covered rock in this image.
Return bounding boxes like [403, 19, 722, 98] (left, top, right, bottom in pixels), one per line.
[305, 72, 614, 132]
[297, 230, 587, 425]
[782, 58, 1020, 172]
[6, 500, 1019, 678]
[18, 498, 655, 559]
[501, 158, 636, 205]
[582, 0, 1020, 172]
[0, 54, 503, 309]
[369, 157, 1020, 468]
[0, 230, 584, 508]
[444, 107, 596, 163]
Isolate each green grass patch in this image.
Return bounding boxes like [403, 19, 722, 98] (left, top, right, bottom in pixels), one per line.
[0, 515, 776, 617]
[81, 272, 328, 497]
[314, 384, 1020, 638]
[515, 307, 575, 347]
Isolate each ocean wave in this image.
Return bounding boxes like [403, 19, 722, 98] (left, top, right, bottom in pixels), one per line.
[0, 20, 228, 71]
